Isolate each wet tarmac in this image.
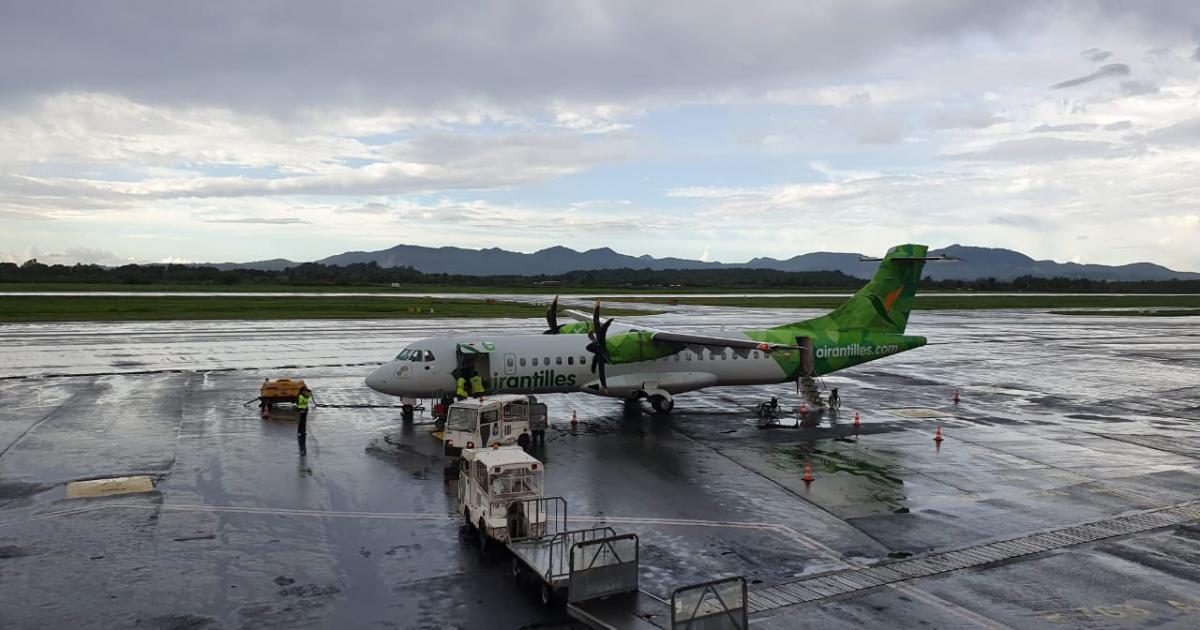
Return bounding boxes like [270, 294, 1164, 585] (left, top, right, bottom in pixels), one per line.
[1, 308, 1199, 628]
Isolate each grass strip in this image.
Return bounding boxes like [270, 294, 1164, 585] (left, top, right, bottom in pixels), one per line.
[0, 296, 648, 323]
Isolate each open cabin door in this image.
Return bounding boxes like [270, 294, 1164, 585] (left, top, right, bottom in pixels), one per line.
[455, 342, 495, 389]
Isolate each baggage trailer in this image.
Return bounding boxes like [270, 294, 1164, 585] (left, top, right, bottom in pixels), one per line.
[504, 497, 642, 611]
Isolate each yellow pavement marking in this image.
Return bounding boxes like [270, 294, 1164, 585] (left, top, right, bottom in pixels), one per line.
[66, 475, 154, 498]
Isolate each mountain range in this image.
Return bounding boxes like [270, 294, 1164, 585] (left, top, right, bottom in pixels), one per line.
[213, 244, 1200, 282]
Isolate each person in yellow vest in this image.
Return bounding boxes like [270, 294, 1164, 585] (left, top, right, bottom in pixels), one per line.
[454, 370, 468, 400]
[297, 387, 313, 455]
[469, 372, 484, 397]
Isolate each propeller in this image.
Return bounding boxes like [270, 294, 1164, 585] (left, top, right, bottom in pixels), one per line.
[584, 301, 614, 391]
[543, 296, 560, 334]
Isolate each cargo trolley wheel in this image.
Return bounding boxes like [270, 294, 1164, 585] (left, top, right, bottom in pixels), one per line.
[540, 583, 555, 608]
[511, 557, 522, 582]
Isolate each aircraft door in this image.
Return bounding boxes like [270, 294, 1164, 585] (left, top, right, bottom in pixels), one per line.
[503, 353, 517, 376]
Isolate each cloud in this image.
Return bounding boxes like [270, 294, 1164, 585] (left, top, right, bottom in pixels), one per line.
[1082, 48, 1112, 62]
[1031, 123, 1098, 133]
[927, 106, 1005, 130]
[943, 137, 1117, 162]
[204, 217, 310, 224]
[1119, 80, 1158, 96]
[0, 2, 1043, 116]
[335, 202, 393, 214]
[1137, 118, 1200, 146]
[1051, 63, 1131, 89]
[2, 247, 135, 266]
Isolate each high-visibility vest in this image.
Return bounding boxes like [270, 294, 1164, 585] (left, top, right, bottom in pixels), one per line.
[297, 393, 310, 410]
[469, 375, 484, 394]
[455, 378, 468, 398]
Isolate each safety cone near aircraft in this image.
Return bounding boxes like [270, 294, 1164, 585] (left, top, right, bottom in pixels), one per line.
[366, 244, 953, 414]
[803, 463, 814, 483]
[853, 411, 861, 428]
[934, 424, 944, 443]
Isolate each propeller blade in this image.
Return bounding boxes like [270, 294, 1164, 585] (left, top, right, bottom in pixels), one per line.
[587, 300, 612, 392]
[543, 296, 559, 334]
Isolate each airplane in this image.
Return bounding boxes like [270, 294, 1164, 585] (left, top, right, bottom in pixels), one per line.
[365, 244, 948, 415]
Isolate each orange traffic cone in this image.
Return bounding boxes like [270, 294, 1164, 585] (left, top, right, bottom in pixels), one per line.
[853, 411, 861, 428]
[934, 424, 944, 443]
[953, 389, 961, 404]
[570, 410, 578, 425]
[803, 463, 814, 482]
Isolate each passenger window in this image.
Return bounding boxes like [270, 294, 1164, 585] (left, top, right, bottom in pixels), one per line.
[506, 356, 515, 368]
[752, 351, 760, 359]
[556, 357, 562, 365]
[731, 351, 737, 360]
[520, 358, 527, 367]
[543, 357, 550, 365]
[532, 357, 539, 366]
[567, 356, 574, 365]
[424, 350, 435, 361]
[580, 355, 587, 364]
[685, 353, 691, 361]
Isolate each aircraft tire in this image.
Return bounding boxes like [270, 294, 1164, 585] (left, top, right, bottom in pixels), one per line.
[517, 433, 531, 451]
[401, 404, 414, 422]
[650, 395, 674, 414]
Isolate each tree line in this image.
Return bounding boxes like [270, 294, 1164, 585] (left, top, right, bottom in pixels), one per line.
[2, 259, 1198, 293]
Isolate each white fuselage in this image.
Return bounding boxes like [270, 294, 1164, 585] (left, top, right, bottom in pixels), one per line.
[364, 333, 790, 401]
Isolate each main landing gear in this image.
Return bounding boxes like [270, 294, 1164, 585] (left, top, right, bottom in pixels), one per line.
[648, 393, 674, 414]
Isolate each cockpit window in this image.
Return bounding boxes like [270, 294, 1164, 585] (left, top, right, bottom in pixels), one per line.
[410, 350, 423, 362]
[423, 350, 435, 361]
[395, 349, 411, 360]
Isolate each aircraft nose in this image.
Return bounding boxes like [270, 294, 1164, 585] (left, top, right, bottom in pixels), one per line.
[365, 363, 392, 394]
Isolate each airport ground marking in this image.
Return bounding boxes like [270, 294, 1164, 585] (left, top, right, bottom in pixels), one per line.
[888, 583, 1013, 630]
[744, 498, 1200, 617]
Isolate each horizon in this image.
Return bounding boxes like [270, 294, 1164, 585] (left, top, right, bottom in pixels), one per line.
[9, 241, 1197, 274]
[2, 3, 1198, 271]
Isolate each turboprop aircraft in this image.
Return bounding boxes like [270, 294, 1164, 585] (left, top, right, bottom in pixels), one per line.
[365, 244, 947, 414]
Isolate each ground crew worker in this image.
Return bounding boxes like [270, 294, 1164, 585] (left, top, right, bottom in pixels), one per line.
[297, 387, 313, 455]
[829, 387, 841, 410]
[454, 371, 468, 400]
[469, 372, 484, 397]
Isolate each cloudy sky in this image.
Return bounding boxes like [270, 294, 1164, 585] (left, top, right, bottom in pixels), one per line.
[1, 1, 1199, 269]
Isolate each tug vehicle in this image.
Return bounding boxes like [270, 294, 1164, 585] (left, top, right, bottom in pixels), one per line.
[457, 445, 547, 546]
[443, 394, 546, 454]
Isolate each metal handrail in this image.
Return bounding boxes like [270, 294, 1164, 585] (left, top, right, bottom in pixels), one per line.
[507, 496, 567, 543]
[568, 532, 639, 572]
[547, 527, 617, 580]
[671, 576, 748, 630]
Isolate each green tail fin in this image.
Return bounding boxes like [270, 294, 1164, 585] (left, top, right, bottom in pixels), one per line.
[786, 243, 929, 334]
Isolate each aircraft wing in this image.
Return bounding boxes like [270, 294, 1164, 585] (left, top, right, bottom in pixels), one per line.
[564, 309, 796, 352]
[646, 330, 797, 352]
